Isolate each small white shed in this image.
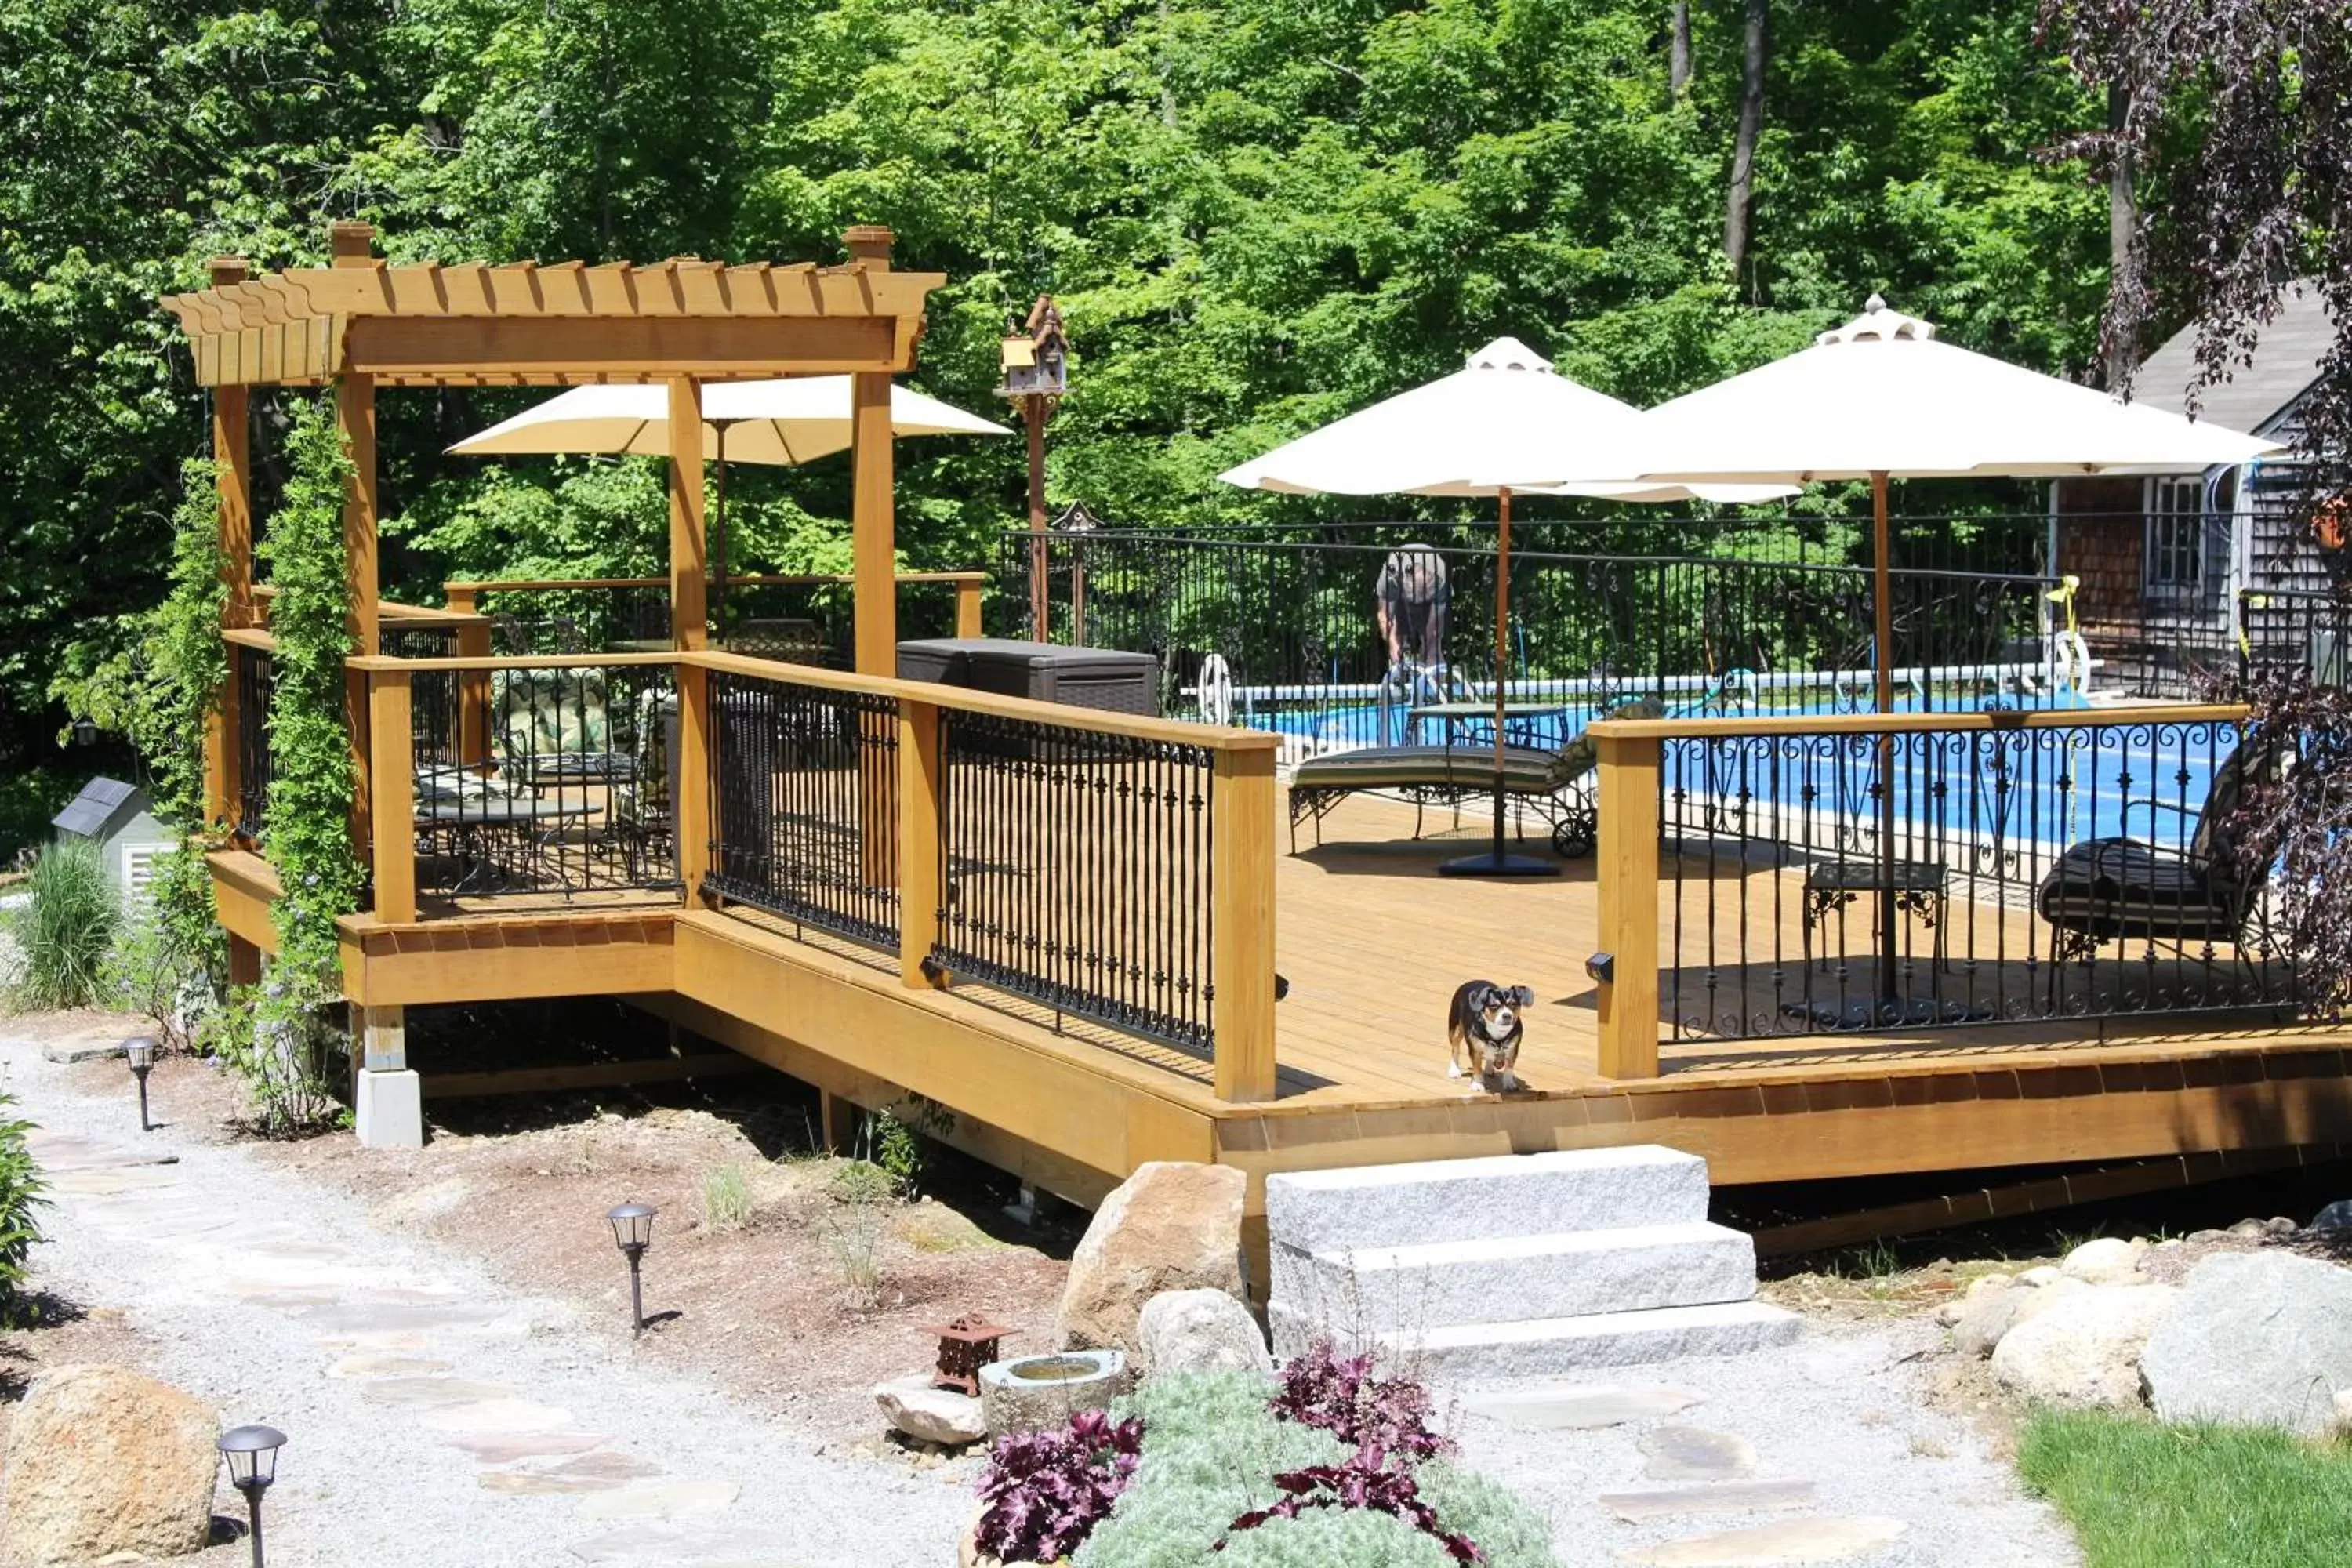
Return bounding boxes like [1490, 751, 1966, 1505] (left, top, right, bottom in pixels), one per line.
[51, 778, 172, 904]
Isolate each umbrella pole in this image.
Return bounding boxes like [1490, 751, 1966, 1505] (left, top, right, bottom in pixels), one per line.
[1441, 487, 1557, 880]
[1873, 469, 1899, 1009]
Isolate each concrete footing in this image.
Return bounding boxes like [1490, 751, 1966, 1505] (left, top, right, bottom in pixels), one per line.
[354, 1069, 423, 1149]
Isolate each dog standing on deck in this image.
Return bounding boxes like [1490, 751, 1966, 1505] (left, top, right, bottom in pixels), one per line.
[1447, 981, 1535, 1091]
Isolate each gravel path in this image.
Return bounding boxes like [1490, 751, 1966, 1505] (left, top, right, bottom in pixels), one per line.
[3, 1036, 974, 1568]
[1447, 1323, 2081, 1566]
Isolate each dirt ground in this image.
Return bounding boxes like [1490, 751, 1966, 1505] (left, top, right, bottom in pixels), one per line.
[16, 1004, 1077, 1450]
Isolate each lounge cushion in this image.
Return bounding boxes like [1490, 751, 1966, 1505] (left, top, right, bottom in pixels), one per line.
[2035, 838, 2248, 943]
[1292, 743, 1570, 796]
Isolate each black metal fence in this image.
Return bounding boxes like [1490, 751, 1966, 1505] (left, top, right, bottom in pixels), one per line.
[999, 528, 2067, 748]
[2239, 588, 2352, 682]
[467, 577, 967, 662]
[1654, 712, 2297, 1039]
[703, 670, 902, 948]
[403, 660, 680, 903]
[931, 709, 1218, 1051]
[234, 642, 273, 841]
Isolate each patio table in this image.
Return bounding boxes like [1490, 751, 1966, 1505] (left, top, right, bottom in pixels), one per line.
[416, 794, 597, 897]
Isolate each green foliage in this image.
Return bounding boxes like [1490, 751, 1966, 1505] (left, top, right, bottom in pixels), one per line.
[0, 768, 77, 867]
[0, 1094, 48, 1323]
[701, 1163, 754, 1232]
[5, 842, 117, 1011]
[238, 394, 361, 1132]
[2020, 1407, 2352, 1567]
[1075, 1370, 1559, 1568]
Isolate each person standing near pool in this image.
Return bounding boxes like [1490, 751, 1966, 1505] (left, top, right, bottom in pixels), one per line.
[1376, 544, 1450, 742]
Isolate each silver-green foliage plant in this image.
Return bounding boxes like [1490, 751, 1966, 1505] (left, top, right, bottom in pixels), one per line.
[7, 841, 118, 1011]
[1070, 1371, 1558, 1568]
[238, 395, 362, 1132]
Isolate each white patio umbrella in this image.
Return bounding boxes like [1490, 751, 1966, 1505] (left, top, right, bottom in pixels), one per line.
[1219, 336, 1791, 877]
[1619, 295, 2281, 1019]
[451, 378, 1011, 622]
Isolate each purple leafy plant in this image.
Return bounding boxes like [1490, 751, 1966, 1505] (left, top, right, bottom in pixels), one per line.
[973, 1408, 1144, 1565]
[1217, 1445, 1485, 1564]
[1269, 1338, 1450, 1463]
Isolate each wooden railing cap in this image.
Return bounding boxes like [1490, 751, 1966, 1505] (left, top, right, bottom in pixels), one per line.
[1587, 702, 2249, 741]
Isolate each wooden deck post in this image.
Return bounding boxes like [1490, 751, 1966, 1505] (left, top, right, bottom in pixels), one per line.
[334, 221, 382, 869]
[669, 377, 711, 899]
[367, 668, 416, 924]
[1210, 739, 1279, 1102]
[953, 576, 984, 638]
[456, 618, 492, 771]
[205, 258, 254, 832]
[847, 227, 897, 677]
[897, 697, 945, 988]
[1594, 729, 1662, 1080]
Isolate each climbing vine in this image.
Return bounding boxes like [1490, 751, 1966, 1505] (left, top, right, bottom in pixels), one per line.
[240, 394, 363, 1131]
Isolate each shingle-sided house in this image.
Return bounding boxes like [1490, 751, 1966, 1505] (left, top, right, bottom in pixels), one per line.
[2053, 281, 2338, 694]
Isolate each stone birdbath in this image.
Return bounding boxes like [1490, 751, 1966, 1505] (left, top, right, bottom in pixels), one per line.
[978, 1348, 1128, 1440]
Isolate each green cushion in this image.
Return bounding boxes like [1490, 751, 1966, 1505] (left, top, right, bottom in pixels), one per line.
[1293, 744, 1563, 794]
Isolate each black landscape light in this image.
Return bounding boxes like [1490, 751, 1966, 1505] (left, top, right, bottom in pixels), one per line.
[217, 1424, 286, 1568]
[606, 1202, 657, 1333]
[122, 1035, 157, 1131]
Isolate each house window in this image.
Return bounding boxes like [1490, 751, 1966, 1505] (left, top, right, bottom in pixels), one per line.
[2146, 477, 2206, 593]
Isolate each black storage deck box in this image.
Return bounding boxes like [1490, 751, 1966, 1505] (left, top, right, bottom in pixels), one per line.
[897, 638, 1159, 757]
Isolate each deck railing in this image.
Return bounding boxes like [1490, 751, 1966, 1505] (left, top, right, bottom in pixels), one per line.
[695, 651, 1278, 1098]
[1584, 703, 2299, 1073]
[441, 572, 986, 659]
[227, 631, 275, 843]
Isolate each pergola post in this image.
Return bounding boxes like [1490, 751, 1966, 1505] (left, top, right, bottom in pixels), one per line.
[847, 226, 898, 678]
[332, 223, 381, 866]
[670, 375, 711, 901]
[206, 256, 254, 831]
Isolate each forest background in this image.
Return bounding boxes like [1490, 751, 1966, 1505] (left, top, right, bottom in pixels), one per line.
[0, 0, 2156, 850]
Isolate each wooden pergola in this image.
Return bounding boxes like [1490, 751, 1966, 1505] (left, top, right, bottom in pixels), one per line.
[162, 220, 942, 672]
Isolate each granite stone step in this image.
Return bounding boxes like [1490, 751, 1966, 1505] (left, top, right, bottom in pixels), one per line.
[1269, 1299, 1803, 1376]
[1272, 1221, 1759, 1330]
[1265, 1145, 1711, 1255]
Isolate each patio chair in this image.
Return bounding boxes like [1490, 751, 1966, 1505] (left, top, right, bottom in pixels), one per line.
[2034, 741, 2274, 964]
[726, 616, 829, 664]
[492, 666, 633, 789]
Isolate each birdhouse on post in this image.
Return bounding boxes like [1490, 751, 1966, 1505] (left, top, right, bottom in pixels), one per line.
[1000, 297, 1068, 639]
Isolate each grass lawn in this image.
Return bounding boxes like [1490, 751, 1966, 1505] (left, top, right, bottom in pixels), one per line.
[2019, 1408, 2352, 1567]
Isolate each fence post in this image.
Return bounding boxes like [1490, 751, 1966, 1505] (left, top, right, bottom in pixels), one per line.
[367, 666, 416, 924]
[209, 640, 241, 832]
[953, 577, 984, 638]
[677, 659, 710, 901]
[456, 619, 492, 771]
[1210, 739, 1279, 1102]
[898, 698, 946, 988]
[1593, 728, 1661, 1080]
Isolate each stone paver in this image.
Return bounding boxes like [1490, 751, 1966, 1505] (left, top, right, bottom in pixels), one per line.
[575, 1481, 742, 1520]
[1465, 1384, 1707, 1430]
[1622, 1516, 1907, 1565]
[417, 1396, 577, 1435]
[1640, 1426, 1756, 1481]
[1598, 1479, 1819, 1523]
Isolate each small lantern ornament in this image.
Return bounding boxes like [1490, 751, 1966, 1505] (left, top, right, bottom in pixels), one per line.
[1000, 296, 1070, 639]
[606, 1202, 657, 1334]
[218, 1424, 286, 1568]
[924, 1314, 1013, 1396]
[123, 1035, 158, 1132]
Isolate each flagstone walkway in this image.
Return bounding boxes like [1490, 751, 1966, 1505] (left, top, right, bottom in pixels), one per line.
[7, 1044, 972, 1568]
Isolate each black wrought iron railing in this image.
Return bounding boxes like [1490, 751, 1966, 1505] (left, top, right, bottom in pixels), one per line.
[931, 708, 1218, 1051]
[233, 641, 274, 842]
[402, 659, 681, 903]
[1650, 709, 2297, 1040]
[2238, 587, 2352, 684]
[446, 573, 979, 660]
[997, 529, 2068, 750]
[703, 669, 902, 948]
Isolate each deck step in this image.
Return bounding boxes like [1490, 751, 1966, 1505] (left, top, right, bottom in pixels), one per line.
[1269, 1299, 1804, 1377]
[1264, 1145, 1710, 1254]
[1272, 1221, 1757, 1331]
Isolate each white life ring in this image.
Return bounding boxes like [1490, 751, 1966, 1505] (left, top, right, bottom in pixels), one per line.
[1196, 653, 1236, 728]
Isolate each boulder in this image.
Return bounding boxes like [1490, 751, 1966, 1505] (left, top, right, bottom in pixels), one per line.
[1989, 1285, 2178, 1409]
[1057, 1162, 1246, 1354]
[2141, 1251, 2352, 1436]
[1, 1363, 218, 1566]
[2016, 1265, 2063, 1288]
[2060, 1237, 2147, 1286]
[2310, 1200, 2352, 1233]
[1953, 1275, 2086, 1359]
[873, 1374, 986, 1447]
[1135, 1289, 1271, 1380]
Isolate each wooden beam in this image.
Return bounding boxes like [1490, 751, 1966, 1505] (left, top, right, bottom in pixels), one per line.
[338, 370, 379, 866]
[668, 376, 708, 651]
[1210, 744, 1279, 1102]
[206, 851, 281, 955]
[207, 259, 255, 835]
[423, 1054, 761, 1102]
[366, 669, 416, 923]
[336, 911, 676, 1007]
[953, 578, 984, 638]
[1594, 731, 1662, 1080]
[851, 370, 896, 674]
[339, 315, 904, 382]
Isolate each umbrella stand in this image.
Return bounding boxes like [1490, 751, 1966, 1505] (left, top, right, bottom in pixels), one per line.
[1442, 487, 1560, 879]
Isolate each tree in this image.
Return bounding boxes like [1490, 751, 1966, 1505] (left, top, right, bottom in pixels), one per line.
[1670, 2, 1693, 96]
[1722, 0, 1769, 292]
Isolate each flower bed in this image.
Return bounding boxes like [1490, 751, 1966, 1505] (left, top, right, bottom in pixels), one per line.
[973, 1345, 1558, 1567]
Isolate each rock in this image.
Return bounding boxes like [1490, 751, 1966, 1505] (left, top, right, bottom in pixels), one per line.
[2016, 1265, 2063, 1288]
[1623, 1516, 1907, 1566]
[873, 1374, 986, 1446]
[1639, 1426, 1755, 1481]
[2187, 1228, 2229, 1244]
[1599, 1479, 1818, 1523]
[1134, 1289, 1270, 1380]
[2228, 1218, 2269, 1240]
[979, 1350, 1129, 1440]
[2142, 1251, 2352, 1436]
[1954, 1276, 2086, 1359]
[2266, 1216, 2299, 1236]
[1967, 1272, 2013, 1298]
[2310, 1200, 2352, 1233]
[2060, 1236, 2148, 1285]
[0, 1363, 218, 1566]
[1464, 1385, 1705, 1430]
[39, 1036, 125, 1065]
[1989, 1285, 2179, 1409]
[1057, 1162, 1245, 1354]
